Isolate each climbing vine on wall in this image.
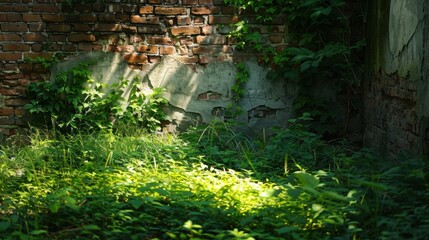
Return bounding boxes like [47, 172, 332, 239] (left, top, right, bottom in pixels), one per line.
[226, 0, 366, 135]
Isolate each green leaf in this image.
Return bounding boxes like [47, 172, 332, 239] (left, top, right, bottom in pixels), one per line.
[294, 171, 319, 188]
[30, 230, 48, 235]
[83, 225, 101, 230]
[0, 221, 11, 232]
[49, 203, 60, 213]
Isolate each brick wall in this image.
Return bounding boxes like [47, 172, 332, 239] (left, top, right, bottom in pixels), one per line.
[0, 0, 286, 138]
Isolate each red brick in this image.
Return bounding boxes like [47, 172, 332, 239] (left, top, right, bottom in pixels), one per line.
[42, 14, 65, 22]
[48, 34, 66, 41]
[193, 16, 204, 24]
[147, 36, 173, 45]
[23, 33, 46, 42]
[176, 46, 189, 55]
[7, 14, 21, 22]
[79, 13, 97, 22]
[138, 45, 158, 54]
[3, 80, 18, 87]
[14, 4, 30, 12]
[202, 26, 215, 34]
[0, 53, 22, 61]
[0, 88, 20, 96]
[182, 0, 197, 4]
[130, 15, 160, 24]
[196, 35, 226, 45]
[68, 33, 96, 42]
[75, 4, 93, 13]
[61, 44, 76, 52]
[29, 23, 45, 32]
[47, 24, 71, 32]
[177, 16, 191, 25]
[171, 26, 201, 36]
[179, 37, 194, 45]
[115, 45, 135, 53]
[23, 52, 53, 60]
[174, 56, 199, 64]
[199, 0, 213, 4]
[15, 109, 26, 116]
[160, 46, 175, 55]
[163, 0, 179, 4]
[121, 25, 137, 33]
[22, 14, 42, 22]
[94, 24, 122, 32]
[0, 34, 21, 41]
[31, 44, 43, 52]
[0, 118, 15, 125]
[123, 53, 149, 64]
[123, 4, 138, 13]
[0, 5, 13, 11]
[193, 46, 223, 54]
[192, 7, 220, 15]
[78, 43, 94, 51]
[0, 108, 14, 116]
[31, 4, 60, 13]
[209, 15, 239, 24]
[139, 6, 154, 14]
[138, 26, 167, 34]
[5, 99, 27, 107]
[2, 43, 30, 51]
[1, 23, 28, 32]
[155, 7, 187, 15]
[73, 24, 92, 32]
[148, 0, 161, 4]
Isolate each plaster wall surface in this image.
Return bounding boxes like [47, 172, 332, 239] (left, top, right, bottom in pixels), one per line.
[53, 52, 293, 134]
[364, 0, 427, 157]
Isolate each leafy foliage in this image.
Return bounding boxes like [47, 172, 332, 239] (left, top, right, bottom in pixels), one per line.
[225, 0, 365, 135]
[24, 63, 167, 133]
[0, 122, 428, 239]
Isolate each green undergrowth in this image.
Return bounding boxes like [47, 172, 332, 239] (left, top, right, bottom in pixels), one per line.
[0, 121, 428, 239]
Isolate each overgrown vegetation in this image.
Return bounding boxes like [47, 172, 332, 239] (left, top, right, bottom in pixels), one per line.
[226, 0, 365, 135]
[1, 118, 428, 239]
[24, 62, 167, 133]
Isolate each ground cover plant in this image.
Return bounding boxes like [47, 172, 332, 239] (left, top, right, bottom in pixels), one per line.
[1, 117, 428, 240]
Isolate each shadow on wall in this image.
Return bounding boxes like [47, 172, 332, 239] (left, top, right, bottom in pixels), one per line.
[51, 52, 295, 135]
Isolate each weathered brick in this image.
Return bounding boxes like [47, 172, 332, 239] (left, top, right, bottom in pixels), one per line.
[174, 56, 199, 64]
[147, 36, 173, 45]
[1, 23, 28, 32]
[98, 14, 116, 22]
[75, 4, 93, 13]
[61, 44, 77, 52]
[196, 35, 226, 45]
[0, 4, 13, 11]
[31, 44, 43, 52]
[48, 34, 66, 41]
[78, 43, 94, 51]
[0, 108, 14, 116]
[42, 14, 65, 22]
[138, 26, 167, 34]
[47, 24, 71, 32]
[202, 26, 216, 35]
[2, 43, 31, 51]
[7, 14, 21, 22]
[31, 4, 60, 13]
[0, 34, 21, 41]
[193, 45, 222, 54]
[177, 16, 191, 25]
[176, 46, 189, 55]
[209, 15, 239, 24]
[5, 99, 27, 107]
[130, 15, 160, 24]
[79, 14, 97, 22]
[192, 7, 220, 15]
[137, 45, 158, 54]
[221, 6, 236, 15]
[23, 33, 46, 42]
[148, 0, 161, 4]
[199, 0, 213, 5]
[73, 24, 92, 32]
[0, 53, 22, 61]
[171, 26, 201, 36]
[68, 33, 96, 42]
[23, 52, 53, 60]
[182, 0, 197, 4]
[123, 53, 149, 64]
[163, 0, 179, 4]
[123, 4, 138, 13]
[155, 7, 187, 15]
[29, 23, 46, 32]
[179, 37, 194, 45]
[160, 46, 175, 55]
[22, 14, 42, 22]
[94, 24, 122, 32]
[139, 6, 154, 14]
[269, 35, 283, 44]
[0, 88, 20, 96]
[193, 16, 205, 25]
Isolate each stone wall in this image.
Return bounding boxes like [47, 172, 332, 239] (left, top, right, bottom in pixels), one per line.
[0, 0, 289, 138]
[363, 0, 427, 158]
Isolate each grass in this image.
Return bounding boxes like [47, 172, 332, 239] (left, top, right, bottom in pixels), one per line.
[0, 121, 428, 240]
